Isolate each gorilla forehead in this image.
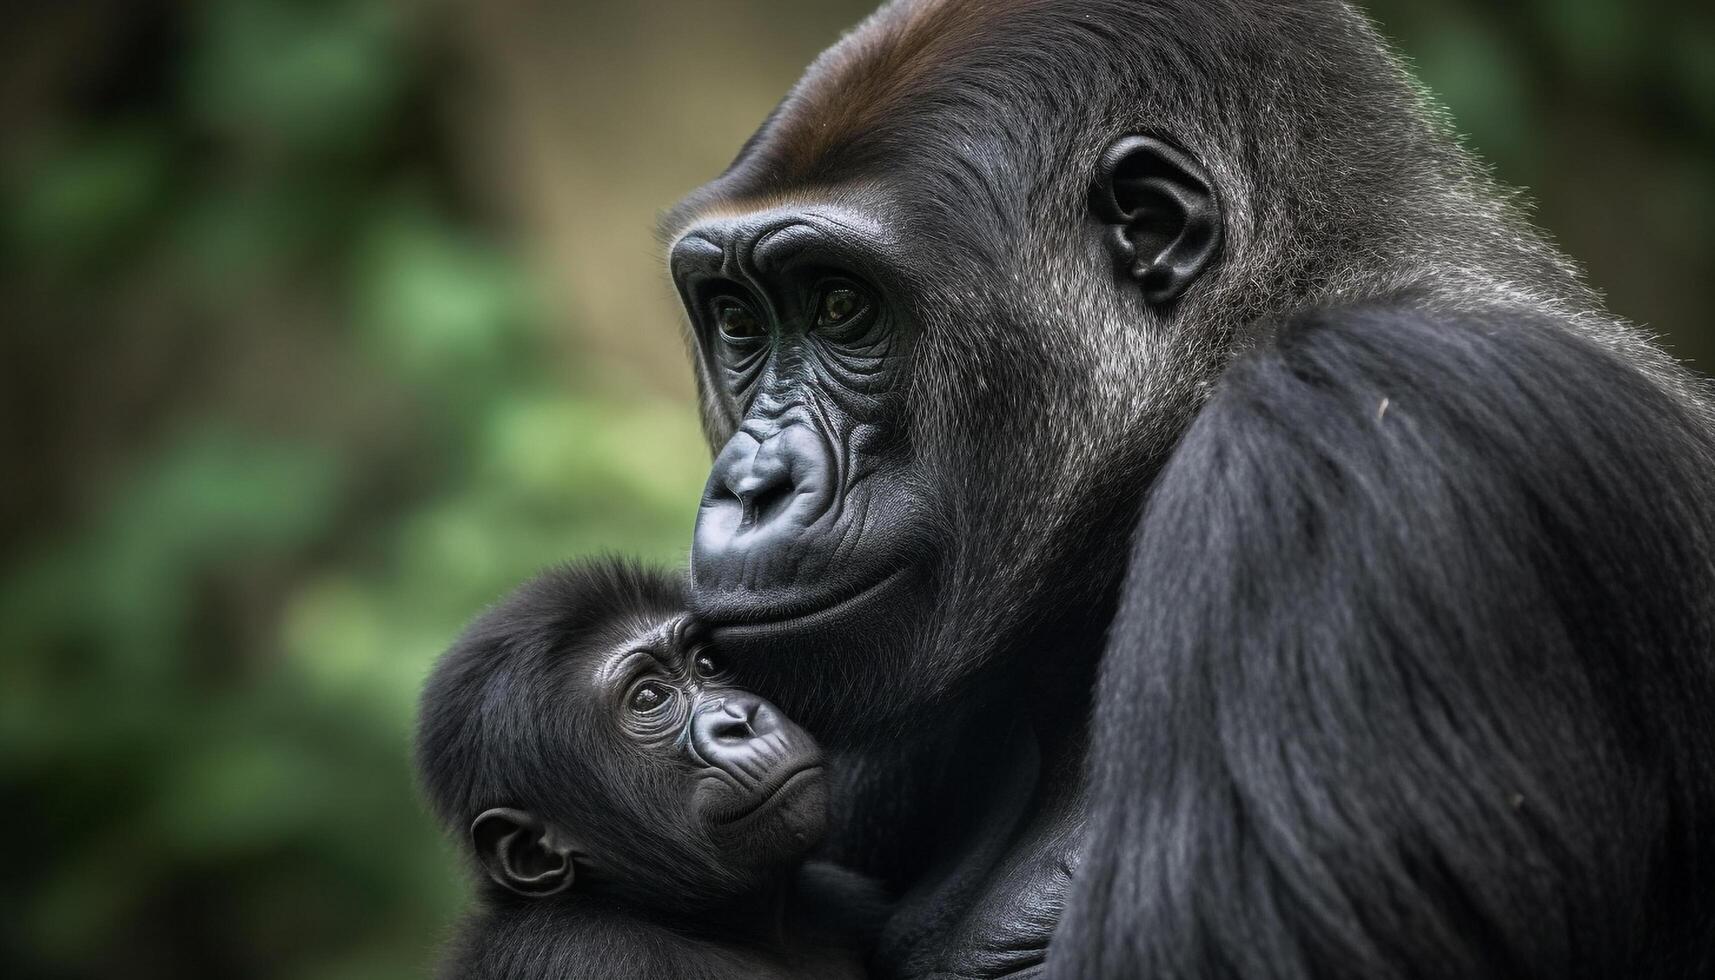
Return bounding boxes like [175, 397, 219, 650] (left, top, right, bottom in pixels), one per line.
[663, 0, 1441, 285]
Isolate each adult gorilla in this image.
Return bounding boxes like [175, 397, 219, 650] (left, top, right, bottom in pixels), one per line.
[662, 1, 1715, 977]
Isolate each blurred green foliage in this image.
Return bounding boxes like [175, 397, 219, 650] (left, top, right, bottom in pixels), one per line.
[0, 1, 1709, 978]
[1, 2, 709, 976]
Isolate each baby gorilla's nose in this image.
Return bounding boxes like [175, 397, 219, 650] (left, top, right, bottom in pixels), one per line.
[703, 702, 757, 743]
[692, 693, 784, 753]
[687, 689, 825, 829]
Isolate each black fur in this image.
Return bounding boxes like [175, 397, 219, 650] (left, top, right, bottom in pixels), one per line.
[1057, 303, 1715, 979]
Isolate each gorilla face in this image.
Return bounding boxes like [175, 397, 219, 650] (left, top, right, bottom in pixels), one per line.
[588, 616, 829, 871]
[671, 206, 938, 715]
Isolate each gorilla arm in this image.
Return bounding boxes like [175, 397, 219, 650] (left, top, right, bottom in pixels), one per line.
[1053, 303, 1715, 980]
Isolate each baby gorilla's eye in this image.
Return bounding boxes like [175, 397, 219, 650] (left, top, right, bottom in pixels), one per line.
[628, 681, 674, 714]
[693, 652, 719, 676]
[816, 284, 869, 328]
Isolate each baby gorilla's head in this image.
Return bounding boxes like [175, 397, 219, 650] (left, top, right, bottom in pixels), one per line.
[416, 560, 827, 913]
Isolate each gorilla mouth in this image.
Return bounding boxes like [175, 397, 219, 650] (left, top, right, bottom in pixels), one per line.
[696, 565, 919, 630]
[711, 763, 826, 828]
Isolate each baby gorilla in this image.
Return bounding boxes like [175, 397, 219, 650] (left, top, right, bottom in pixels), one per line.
[417, 560, 873, 979]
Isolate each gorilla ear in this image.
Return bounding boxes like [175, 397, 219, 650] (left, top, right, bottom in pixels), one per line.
[471, 807, 578, 898]
[1091, 134, 1223, 306]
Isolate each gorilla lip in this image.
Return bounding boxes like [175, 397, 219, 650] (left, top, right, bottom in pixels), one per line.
[695, 565, 917, 630]
[711, 763, 826, 828]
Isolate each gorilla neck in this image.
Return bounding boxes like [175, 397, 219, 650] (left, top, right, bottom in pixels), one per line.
[821, 640, 1095, 892]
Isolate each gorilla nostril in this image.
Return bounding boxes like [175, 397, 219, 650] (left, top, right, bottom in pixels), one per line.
[737, 480, 793, 530]
[708, 703, 758, 742]
[713, 717, 755, 741]
[727, 454, 796, 531]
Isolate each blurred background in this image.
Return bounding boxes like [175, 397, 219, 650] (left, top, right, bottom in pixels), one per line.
[2, 1, 1710, 977]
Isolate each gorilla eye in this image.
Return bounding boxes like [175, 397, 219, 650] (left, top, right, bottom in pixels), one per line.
[694, 652, 719, 676]
[628, 681, 674, 714]
[816, 284, 870, 328]
[711, 296, 765, 341]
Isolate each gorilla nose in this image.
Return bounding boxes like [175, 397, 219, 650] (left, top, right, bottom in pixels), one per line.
[693, 424, 835, 583]
[691, 694, 784, 755]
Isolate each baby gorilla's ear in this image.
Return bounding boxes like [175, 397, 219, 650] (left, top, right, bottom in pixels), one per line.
[471, 807, 578, 897]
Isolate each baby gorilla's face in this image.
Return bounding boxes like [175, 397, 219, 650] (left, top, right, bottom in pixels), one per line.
[429, 563, 826, 909]
[592, 614, 828, 871]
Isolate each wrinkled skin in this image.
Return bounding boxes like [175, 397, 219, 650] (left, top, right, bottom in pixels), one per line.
[674, 210, 932, 643]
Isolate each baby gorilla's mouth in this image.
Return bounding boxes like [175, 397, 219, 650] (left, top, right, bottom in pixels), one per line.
[708, 761, 826, 829]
